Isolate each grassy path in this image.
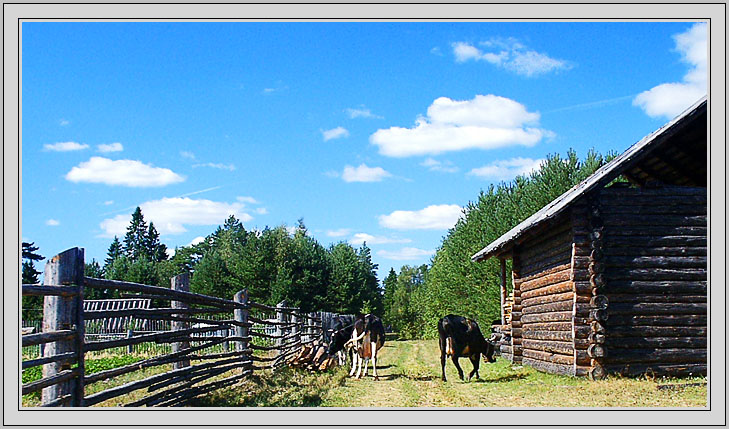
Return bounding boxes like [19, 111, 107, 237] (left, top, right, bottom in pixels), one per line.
[193, 338, 707, 408]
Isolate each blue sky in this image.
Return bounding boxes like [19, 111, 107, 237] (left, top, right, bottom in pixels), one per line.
[21, 21, 707, 280]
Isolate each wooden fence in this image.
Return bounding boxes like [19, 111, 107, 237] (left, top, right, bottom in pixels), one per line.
[20, 247, 338, 407]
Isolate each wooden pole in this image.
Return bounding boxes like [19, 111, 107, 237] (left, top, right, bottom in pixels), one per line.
[171, 273, 190, 370]
[500, 258, 507, 325]
[42, 247, 85, 406]
[234, 290, 249, 353]
[291, 308, 300, 349]
[276, 301, 286, 359]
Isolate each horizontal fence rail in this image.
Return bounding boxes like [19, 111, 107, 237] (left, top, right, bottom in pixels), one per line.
[20, 247, 349, 408]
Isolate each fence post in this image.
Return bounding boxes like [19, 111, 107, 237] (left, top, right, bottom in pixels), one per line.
[275, 301, 286, 358]
[42, 247, 85, 407]
[291, 308, 300, 349]
[126, 330, 134, 354]
[170, 273, 190, 369]
[308, 312, 316, 344]
[234, 289, 249, 354]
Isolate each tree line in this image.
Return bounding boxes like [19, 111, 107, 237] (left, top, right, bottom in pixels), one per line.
[382, 149, 616, 339]
[23, 209, 383, 317]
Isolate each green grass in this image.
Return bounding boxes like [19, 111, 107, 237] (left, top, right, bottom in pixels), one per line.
[22, 339, 708, 408]
[193, 339, 708, 408]
[22, 354, 147, 406]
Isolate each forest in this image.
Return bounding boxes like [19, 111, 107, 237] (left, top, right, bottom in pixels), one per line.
[23, 148, 614, 336]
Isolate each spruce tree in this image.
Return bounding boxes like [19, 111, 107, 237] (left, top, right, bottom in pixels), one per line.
[123, 207, 148, 261]
[21, 242, 44, 284]
[104, 236, 123, 269]
[146, 223, 168, 262]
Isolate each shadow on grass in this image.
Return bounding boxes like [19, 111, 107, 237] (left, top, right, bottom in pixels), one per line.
[472, 373, 528, 383]
[378, 373, 440, 382]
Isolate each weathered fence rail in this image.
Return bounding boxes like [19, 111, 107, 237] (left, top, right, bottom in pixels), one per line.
[20, 247, 349, 407]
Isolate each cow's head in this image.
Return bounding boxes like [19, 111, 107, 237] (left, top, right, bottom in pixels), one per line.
[327, 328, 349, 356]
[482, 339, 497, 363]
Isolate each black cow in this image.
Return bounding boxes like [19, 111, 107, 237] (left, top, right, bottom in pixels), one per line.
[437, 314, 496, 382]
[327, 316, 357, 366]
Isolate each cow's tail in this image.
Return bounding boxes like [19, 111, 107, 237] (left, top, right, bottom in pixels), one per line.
[442, 318, 455, 356]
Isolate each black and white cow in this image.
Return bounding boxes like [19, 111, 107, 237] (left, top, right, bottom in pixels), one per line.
[347, 314, 386, 380]
[437, 314, 496, 382]
[327, 315, 356, 365]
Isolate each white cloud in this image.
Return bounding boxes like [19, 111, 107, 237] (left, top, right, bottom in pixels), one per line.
[349, 233, 412, 245]
[97, 142, 124, 153]
[193, 162, 236, 171]
[46, 219, 60, 226]
[59, 119, 70, 126]
[189, 236, 206, 246]
[180, 151, 196, 160]
[255, 207, 268, 215]
[377, 247, 434, 261]
[322, 127, 350, 141]
[430, 46, 444, 56]
[370, 94, 551, 157]
[469, 157, 545, 181]
[345, 107, 383, 119]
[43, 141, 89, 152]
[103, 200, 114, 206]
[99, 197, 253, 237]
[452, 39, 571, 77]
[420, 157, 459, 173]
[341, 164, 392, 183]
[66, 157, 185, 187]
[633, 23, 707, 119]
[237, 196, 260, 204]
[379, 204, 463, 230]
[326, 228, 351, 238]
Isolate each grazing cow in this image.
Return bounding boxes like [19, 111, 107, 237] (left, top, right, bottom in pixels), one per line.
[437, 314, 496, 382]
[348, 314, 386, 380]
[327, 321, 357, 367]
[327, 315, 356, 365]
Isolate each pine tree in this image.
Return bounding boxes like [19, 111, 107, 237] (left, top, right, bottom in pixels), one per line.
[146, 223, 168, 262]
[104, 236, 123, 269]
[21, 241, 44, 321]
[21, 242, 44, 284]
[123, 207, 148, 261]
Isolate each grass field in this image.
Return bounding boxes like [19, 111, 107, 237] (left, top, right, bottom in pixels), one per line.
[191, 338, 708, 408]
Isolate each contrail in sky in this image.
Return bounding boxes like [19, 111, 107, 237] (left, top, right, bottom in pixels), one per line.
[100, 185, 224, 216]
[543, 94, 637, 114]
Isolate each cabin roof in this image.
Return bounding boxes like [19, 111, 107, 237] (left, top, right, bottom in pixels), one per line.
[471, 96, 707, 263]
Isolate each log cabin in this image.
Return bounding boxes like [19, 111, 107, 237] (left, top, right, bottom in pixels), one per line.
[472, 97, 707, 379]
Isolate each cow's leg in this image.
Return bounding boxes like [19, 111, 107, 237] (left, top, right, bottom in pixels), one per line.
[371, 342, 379, 381]
[355, 352, 363, 379]
[361, 357, 369, 378]
[349, 351, 358, 377]
[451, 355, 465, 381]
[468, 354, 480, 381]
[439, 338, 447, 381]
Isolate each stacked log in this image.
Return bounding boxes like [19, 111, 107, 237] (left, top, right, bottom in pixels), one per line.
[514, 222, 574, 374]
[569, 196, 612, 378]
[598, 186, 707, 378]
[288, 341, 337, 371]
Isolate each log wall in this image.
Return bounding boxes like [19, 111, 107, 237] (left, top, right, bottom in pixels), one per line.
[512, 220, 574, 374]
[599, 186, 707, 377]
